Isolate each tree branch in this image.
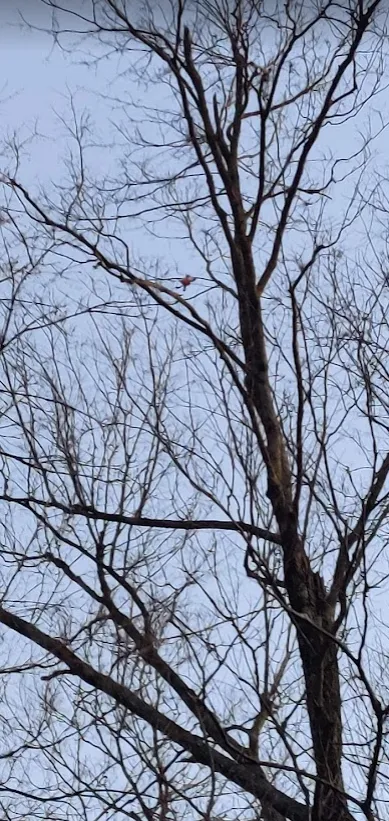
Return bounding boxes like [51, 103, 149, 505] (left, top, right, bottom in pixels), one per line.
[0, 604, 307, 821]
[0, 492, 281, 545]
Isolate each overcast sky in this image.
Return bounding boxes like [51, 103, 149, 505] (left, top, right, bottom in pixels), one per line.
[0, 5, 388, 818]
[0, 3, 118, 186]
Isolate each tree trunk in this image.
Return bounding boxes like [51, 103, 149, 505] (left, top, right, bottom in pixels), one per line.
[283, 548, 353, 821]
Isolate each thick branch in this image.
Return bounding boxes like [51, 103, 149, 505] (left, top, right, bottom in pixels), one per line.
[0, 492, 281, 545]
[0, 605, 308, 821]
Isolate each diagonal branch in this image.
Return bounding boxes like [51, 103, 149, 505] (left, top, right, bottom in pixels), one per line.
[256, 0, 381, 297]
[0, 604, 308, 821]
[329, 451, 389, 607]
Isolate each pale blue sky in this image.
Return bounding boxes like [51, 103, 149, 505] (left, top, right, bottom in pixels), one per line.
[0, 5, 388, 818]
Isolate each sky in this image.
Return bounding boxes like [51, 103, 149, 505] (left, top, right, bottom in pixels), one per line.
[0, 2, 130, 187]
[0, 3, 389, 818]
[0, 8, 82, 189]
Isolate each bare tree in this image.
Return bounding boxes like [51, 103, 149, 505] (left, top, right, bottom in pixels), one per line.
[0, 1, 388, 820]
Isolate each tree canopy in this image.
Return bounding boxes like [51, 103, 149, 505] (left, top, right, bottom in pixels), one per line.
[0, 2, 389, 820]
